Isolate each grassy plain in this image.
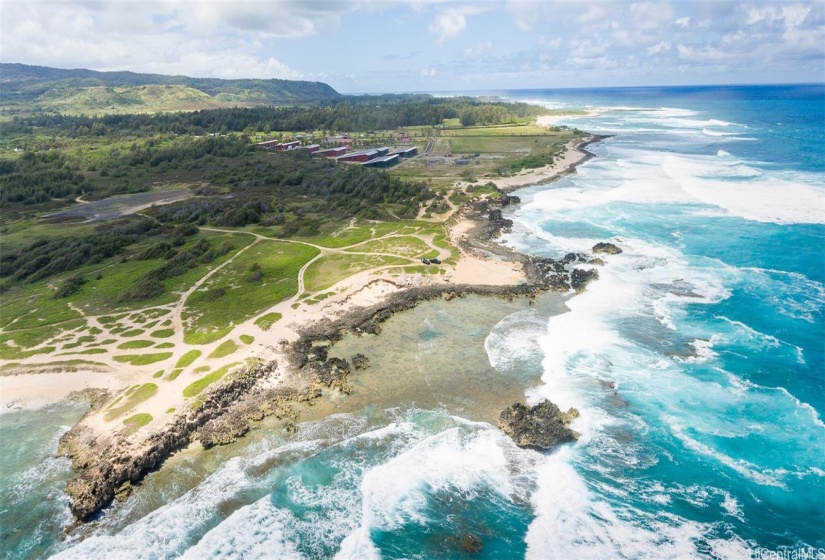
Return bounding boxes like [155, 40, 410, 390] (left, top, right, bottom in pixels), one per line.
[303, 253, 409, 293]
[182, 240, 319, 343]
[182, 362, 240, 398]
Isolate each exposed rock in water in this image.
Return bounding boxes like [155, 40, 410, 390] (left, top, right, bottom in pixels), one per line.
[460, 533, 484, 553]
[496, 193, 520, 206]
[523, 255, 598, 293]
[197, 414, 250, 448]
[113, 481, 132, 502]
[59, 360, 279, 520]
[486, 208, 513, 239]
[570, 268, 599, 292]
[592, 242, 622, 255]
[499, 400, 579, 450]
[305, 357, 352, 393]
[351, 353, 369, 370]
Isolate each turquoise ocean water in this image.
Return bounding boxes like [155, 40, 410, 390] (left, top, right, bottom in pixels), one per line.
[1, 85, 823, 559]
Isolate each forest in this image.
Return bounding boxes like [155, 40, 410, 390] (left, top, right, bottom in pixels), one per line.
[2, 95, 545, 138]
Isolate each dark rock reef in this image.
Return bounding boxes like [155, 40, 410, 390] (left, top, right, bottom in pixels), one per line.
[499, 400, 580, 450]
[60, 361, 286, 520]
[523, 252, 599, 293]
[592, 241, 622, 255]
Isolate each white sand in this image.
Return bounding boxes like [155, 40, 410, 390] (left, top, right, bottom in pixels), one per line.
[489, 137, 592, 192]
[1, 369, 138, 413]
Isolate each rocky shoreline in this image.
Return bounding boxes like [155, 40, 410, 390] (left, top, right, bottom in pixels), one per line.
[57, 136, 616, 523]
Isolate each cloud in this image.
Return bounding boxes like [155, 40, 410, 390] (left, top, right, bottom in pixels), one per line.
[647, 41, 671, 56]
[464, 40, 492, 58]
[429, 8, 468, 43]
[1, 0, 822, 90]
[0, 0, 306, 79]
[428, 5, 486, 44]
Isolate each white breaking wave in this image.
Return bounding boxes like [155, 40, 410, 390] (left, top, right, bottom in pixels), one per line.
[50, 439, 324, 559]
[525, 447, 752, 559]
[485, 309, 550, 371]
[180, 499, 303, 560]
[661, 153, 825, 225]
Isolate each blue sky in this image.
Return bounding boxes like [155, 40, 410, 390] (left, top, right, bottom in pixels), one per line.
[1, 1, 823, 93]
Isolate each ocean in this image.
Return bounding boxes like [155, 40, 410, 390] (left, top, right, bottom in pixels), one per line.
[1, 84, 823, 559]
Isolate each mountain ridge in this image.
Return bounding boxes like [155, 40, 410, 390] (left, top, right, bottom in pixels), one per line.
[0, 63, 342, 115]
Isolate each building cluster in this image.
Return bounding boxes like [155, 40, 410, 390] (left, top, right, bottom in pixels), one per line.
[320, 145, 418, 168]
[255, 140, 321, 153]
[257, 137, 419, 168]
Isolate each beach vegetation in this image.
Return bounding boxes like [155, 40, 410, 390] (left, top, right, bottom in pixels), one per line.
[344, 236, 432, 258]
[239, 335, 254, 345]
[304, 253, 408, 293]
[117, 340, 154, 350]
[122, 413, 153, 435]
[104, 383, 157, 421]
[113, 352, 173, 366]
[183, 240, 318, 341]
[57, 348, 108, 356]
[175, 350, 202, 368]
[208, 340, 238, 359]
[182, 362, 240, 398]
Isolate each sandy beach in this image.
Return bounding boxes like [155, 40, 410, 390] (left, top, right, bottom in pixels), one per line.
[488, 135, 599, 193]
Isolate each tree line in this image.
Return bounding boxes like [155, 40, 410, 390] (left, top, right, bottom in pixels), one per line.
[2, 95, 546, 138]
[0, 151, 91, 207]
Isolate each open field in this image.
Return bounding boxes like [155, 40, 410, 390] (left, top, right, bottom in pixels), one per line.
[182, 239, 320, 343]
[391, 122, 581, 188]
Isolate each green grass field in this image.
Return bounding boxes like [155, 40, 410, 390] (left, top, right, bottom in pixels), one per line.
[113, 352, 173, 366]
[344, 236, 433, 258]
[254, 312, 282, 331]
[182, 240, 318, 343]
[104, 383, 157, 421]
[303, 253, 409, 293]
[117, 340, 154, 350]
[207, 340, 237, 359]
[122, 412, 153, 435]
[150, 328, 175, 339]
[174, 350, 202, 368]
[182, 362, 240, 398]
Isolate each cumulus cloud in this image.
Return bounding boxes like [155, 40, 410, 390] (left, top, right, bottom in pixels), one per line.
[501, 0, 824, 85]
[464, 40, 492, 57]
[428, 5, 486, 44]
[0, 0, 317, 78]
[0, 0, 822, 89]
[647, 41, 671, 56]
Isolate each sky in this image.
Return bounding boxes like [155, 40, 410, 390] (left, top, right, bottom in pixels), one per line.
[1, 0, 823, 93]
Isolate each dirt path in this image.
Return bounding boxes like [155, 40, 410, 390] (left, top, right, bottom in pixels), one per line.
[2, 216, 469, 415]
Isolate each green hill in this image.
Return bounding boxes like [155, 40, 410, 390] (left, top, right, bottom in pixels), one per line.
[0, 63, 342, 116]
